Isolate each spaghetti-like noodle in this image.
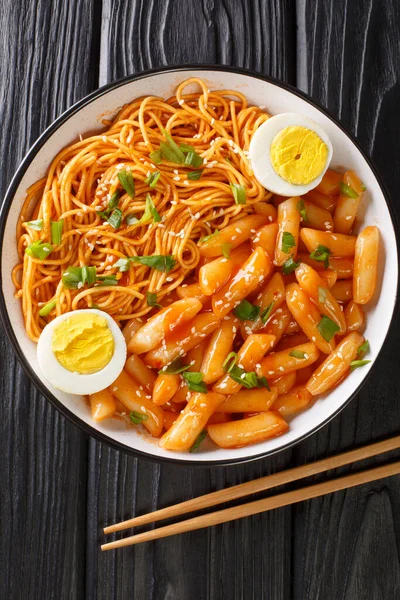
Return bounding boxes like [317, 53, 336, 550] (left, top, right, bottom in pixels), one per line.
[13, 78, 271, 341]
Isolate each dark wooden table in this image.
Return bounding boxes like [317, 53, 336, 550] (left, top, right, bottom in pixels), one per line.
[2, 1, 400, 598]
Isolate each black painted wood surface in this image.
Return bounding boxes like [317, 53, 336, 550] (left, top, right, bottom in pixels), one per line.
[1, 1, 400, 599]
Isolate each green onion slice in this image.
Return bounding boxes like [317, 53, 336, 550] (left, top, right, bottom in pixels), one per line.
[26, 219, 43, 231]
[129, 411, 149, 424]
[350, 359, 371, 371]
[318, 286, 327, 304]
[146, 291, 161, 308]
[281, 231, 296, 253]
[62, 266, 85, 289]
[282, 257, 300, 275]
[357, 340, 370, 356]
[159, 358, 190, 375]
[289, 350, 306, 359]
[114, 257, 131, 272]
[95, 275, 118, 286]
[182, 371, 207, 393]
[184, 151, 203, 168]
[261, 302, 274, 324]
[233, 299, 260, 322]
[179, 143, 196, 153]
[131, 255, 175, 273]
[117, 170, 135, 198]
[140, 194, 161, 224]
[230, 183, 246, 205]
[317, 315, 340, 342]
[189, 430, 207, 453]
[25, 241, 53, 260]
[297, 199, 308, 223]
[309, 244, 331, 269]
[145, 171, 161, 189]
[199, 229, 219, 243]
[39, 299, 57, 317]
[50, 220, 64, 245]
[81, 265, 97, 286]
[160, 129, 185, 164]
[107, 208, 123, 229]
[228, 366, 270, 390]
[149, 149, 162, 164]
[222, 352, 238, 373]
[125, 214, 139, 226]
[339, 181, 359, 199]
[187, 170, 203, 181]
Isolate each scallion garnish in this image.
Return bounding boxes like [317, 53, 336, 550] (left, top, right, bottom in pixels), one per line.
[160, 129, 186, 164]
[309, 244, 331, 269]
[357, 340, 370, 356]
[221, 352, 238, 373]
[289, 350, 306, 359]
[126, 214, 139, 226]
[350, 359, 371, 371]
[187, 170, 203, 181]
[95, 275, 118, 286]
[199, 229, 219, 243]
[98, 191, 120, 220]
[145, 171, 161, 189]
[221, 351, 269, 390]
[129, 411, 149, 424]
[25, 219, 43, 231]
[114, 257, 131, 272]
[233, 299, 260, 322]
[159, 358, 191, 375]
[140, 193, 161, 224]
[297, 199, 308, 223]
[39, 299, 57, 317]
[179, 143, 196, 153]
[189, 430, 207, 453]
[81, 265, 97, 286]
[317, 315, 340, 342]
[281, 231, 296, 253]
[62, 266, 86, 289]
[115, 254, 176, 273]
[261, 302, 274, 324]
[339, 181, 359, 199]
[318, 286, 327, 304]
[282, 257, 299, 275]
[107, 208, 123, 229]
[221, 243, 231, 259]
[117, 170, 135, 198]
[50, 220, 64, 245]
[146, 291, 161, 308]
[184, 151, 203, 168]
[149, 149, 162, 164]
[230, 183, 246, 205]
[25, 241, 53, 260]
[182, 371, 208, 393]
[361, 182, 367, 192]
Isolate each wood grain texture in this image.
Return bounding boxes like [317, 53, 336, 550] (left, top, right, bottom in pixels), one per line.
[0, 1, 99, 599]
[295, 1, 400, 598]
[90, 2, 296, 599]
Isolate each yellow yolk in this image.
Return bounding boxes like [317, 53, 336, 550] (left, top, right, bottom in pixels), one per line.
[51, 312, 114, 374]
[270, 125, 329, 185]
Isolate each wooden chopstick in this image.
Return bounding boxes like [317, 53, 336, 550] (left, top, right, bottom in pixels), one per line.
[101, 459, 400, 550]
[103, 434, 400, 535]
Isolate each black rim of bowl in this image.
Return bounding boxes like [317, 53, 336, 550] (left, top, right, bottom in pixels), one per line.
[0, 65, 399, 467]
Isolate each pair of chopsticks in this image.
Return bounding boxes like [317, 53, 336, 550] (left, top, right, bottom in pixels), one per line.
[101, 435, 400, 550]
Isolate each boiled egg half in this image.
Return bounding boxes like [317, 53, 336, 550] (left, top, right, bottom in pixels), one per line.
[37, 309, 126, 395]
[249, 113, 333, 196]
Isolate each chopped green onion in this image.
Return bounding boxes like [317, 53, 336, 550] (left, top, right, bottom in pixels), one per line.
[310, 244, 331, 269]
[297, 199, 308, 223]
[187, 170, 203, 181]
[114, 257, 131, 272]
[233, 299, 260, 322]
[282, 257, 300, 275]
[81, 265, 97, 286]
[131, 255, 175, 273]
[281, 231, 296, 253]
[140, 193, 161, 224]
[228, 366, 270, 390]
[350, 359, 371, 371]
[145, 171, 161, 189]
[182, 371, 207, 393]
[179, 143, 196, 153]
[117, 170, 135, 198]
[289, 350, 306, 359]
[261, 302, 274, 324]
[357, 340, 370, 356]
[159, 358, 190, 375]
[107, 208, 123, 229]
[39, 299, 57, 317]
[25, 241, 53, 260]
[108, 191, 120, 211]
[221, 243, 231, 259]
[95, 275, 118, 286]
[149, 149, 162, 164]
[62, 266, 85, 289]
[129, 411, 149, 424]
[222, 352, 238, 373]
[125, 214, 139, 226]
[318, 286, 328, 304]
[339, 181, 359, 199]
[199, 229, 219, 243]
[317, 315, 340, 342]
[50, 220, 64, 245]
[361, 182, 367, 192]
[184, 151, 203, 168]
[230, 183, 246, 205]
[25, 219, 43, 231]
[146, 291, 161, 308]
[189, 430, 207, 453]
[160, 129, 185, 164]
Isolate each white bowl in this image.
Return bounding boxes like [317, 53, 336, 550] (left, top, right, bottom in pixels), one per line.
[1, 66, 398, 466]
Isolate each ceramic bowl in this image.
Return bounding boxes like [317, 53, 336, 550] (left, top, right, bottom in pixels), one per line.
[1, 66, 398, 465]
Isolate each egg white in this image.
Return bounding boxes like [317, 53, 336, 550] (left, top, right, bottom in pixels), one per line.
[37, 309, 127, 395]
[249, 113, 333, 196]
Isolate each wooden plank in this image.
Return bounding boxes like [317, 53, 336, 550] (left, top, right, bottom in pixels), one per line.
[89, 2, 296, 599]
[0, 1, 99, 599]
[294, 1, 400, 597]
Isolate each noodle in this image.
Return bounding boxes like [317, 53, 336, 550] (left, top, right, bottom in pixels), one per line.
[14, 78, 271, 341]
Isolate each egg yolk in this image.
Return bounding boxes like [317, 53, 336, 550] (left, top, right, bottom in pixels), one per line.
[51, 313, 114, 374]
[270, 125, 328, 185]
